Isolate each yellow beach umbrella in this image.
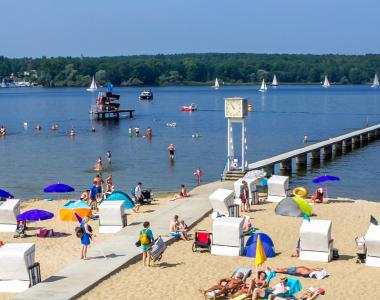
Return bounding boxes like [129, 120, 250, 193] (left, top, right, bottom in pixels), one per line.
[255, 235, 267, 267]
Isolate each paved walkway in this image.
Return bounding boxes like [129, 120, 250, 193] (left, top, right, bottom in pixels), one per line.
[13, 180, 232, 300]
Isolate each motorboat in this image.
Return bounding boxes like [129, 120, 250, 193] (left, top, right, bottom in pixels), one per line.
[139, 89, 153, 100]
[86, 76, 97, 92]
[180, 103, 197, 112]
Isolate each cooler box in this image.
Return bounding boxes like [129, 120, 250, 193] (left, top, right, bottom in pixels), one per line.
[0, 199, 21, 232]
[0, 243, 35, 281]
[209, 188, 235, 216]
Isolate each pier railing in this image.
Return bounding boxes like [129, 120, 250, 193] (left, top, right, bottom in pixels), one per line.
[248, 124, 380, 173]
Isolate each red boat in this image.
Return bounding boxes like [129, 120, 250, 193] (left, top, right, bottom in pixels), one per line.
[180, 103, 197, 112]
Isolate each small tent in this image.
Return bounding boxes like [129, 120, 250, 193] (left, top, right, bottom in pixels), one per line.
[275, 197, 312, 217]
[244, 233, 276, 258]
[106, 191, 135, 209]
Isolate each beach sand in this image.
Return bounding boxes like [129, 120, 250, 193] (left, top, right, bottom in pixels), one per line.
[79, 198, 380, 300]
[0, 195, 173, 300]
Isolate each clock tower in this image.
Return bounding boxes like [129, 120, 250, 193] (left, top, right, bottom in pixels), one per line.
[224, 97, 248, 172]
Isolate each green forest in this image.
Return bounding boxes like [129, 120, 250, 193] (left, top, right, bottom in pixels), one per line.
[0, 53, 379, 87]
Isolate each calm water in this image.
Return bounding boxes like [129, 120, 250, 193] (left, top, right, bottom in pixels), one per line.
[0, 85, 379, 201]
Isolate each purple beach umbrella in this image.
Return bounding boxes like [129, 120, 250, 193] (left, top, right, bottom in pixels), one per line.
[43, 183, 75, 193]
[17, 209, 54, 222]
[0, 188, 14, 199]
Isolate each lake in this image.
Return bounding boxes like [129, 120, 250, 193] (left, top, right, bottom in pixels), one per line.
[0, 85, 379, 200]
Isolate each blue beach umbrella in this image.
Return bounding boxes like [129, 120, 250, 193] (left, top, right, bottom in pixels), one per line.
[312, 175, 340, 184]
[43, 183, 75, 193]
[17, 209, 54, 222]
[0, 188, 14, 199]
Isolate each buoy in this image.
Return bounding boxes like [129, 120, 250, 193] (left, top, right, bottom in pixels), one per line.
[293, 186, 309, 198]
[128, 127, 133, 137]
[248, 104, 253, 111]
[23, 122, 28, 128]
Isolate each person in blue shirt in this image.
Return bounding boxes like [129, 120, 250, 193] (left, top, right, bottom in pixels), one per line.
[80, 215, 96, 260]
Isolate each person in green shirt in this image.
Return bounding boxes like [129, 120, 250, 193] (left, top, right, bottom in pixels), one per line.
[140, 221, 154, 266]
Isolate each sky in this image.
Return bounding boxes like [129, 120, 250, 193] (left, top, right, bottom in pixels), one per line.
[0, 0, 379, 57]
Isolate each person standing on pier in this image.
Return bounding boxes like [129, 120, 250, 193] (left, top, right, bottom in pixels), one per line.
[168, 144, 176, 159]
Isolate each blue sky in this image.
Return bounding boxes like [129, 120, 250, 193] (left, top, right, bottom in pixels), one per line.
[1, 0, 379, 57]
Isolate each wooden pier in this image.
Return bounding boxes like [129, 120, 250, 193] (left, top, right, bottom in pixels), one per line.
[248, 124, 380, 175]
[91, 109, 135, 120]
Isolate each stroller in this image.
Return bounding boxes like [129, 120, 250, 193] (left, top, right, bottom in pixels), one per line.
[141, 190, 153, 204]
[355, 236, 366, 263]
[149, 236, 166, 262]
[192, 230, 212, 252]
[14, 220, 26, 238]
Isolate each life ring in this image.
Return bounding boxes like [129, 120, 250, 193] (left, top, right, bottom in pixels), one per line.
[293, 186, 308, 198]
[232, 162, 238, 169]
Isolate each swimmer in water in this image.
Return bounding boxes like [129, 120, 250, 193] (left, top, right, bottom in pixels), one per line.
[69, 128, 76, 136]
[35, 124, 42, 130]
[0, 126, 6, 136]
[96, 157, 103, 172]
[106, 150, 112, 164]
[51, 124, 59, 131]
[91, 127, 96, 132]
[135, 127, 140, 137]
[168, 144, 176, 159]
[147, 127, 152, 139]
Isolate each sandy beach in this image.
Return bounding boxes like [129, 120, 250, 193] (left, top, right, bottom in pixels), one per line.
[78, 198, 380, 300]
[0, 194, 173, 300]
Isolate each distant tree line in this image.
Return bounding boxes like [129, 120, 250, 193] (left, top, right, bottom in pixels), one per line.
[0, 53, 379, 87]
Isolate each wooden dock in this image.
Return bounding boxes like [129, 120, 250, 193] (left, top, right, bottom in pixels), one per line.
[91, 109, 135, 120]
[248, 124, 380, 174]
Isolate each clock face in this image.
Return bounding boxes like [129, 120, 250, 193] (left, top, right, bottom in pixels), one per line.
[225, 100, 242, 118]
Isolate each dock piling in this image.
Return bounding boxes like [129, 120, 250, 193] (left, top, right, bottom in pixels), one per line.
[360, 134, 368, 145]
[296, 154, 307, 169]
[342, 139, 352, 153]
[333, 142, 343, 156]
[322, 145, 332, 160]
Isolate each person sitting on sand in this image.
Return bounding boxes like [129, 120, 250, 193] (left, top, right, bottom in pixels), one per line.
[200, 272, 244, 298]
[169, 215, 189, 241]
[232, 270, 267, 298]
[171, 184, 190, 201]
[105, 176, 114, 195]
[270, 266, 328, 279]
[243, 215, 254, 234]
[179, 219, 189, 233]
[80, 189, 90, 203]
[311, 188, 324, 204]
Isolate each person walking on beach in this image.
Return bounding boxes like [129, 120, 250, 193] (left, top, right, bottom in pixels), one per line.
[133, 182, 143, 212]
[106, 150, 112, 164]
[240, 180, 250, 212]
[194, 167, 202, 185]
[168, 144, 176, 159]
[80, 215, 96, 260]
[140, 221, 154, 266]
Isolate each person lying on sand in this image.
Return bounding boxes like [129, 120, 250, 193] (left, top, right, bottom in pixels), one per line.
[269, 266, 328, 279]
[200, 272, 244, 297]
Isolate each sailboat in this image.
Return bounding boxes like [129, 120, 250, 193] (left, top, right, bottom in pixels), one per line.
[371, 73, 379, 88]
[213, 78, 220, 90]
[322, 75, 330, 88]
[0, 79, 8, 88]
[259, 79, 267, 92]
[271, 74, 278, 87]
[86, 76, 97, 92]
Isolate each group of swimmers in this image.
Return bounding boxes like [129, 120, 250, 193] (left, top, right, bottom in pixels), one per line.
[128, 127, 152, 139]
[95, 151, 112, 172]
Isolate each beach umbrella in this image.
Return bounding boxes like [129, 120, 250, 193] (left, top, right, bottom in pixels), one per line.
[43, 183, 75, 193]
[312, 175, 339, 184]
[255, 235, 267, 267]
[0, 188, 14, 199]
[17, 209, 54, 222]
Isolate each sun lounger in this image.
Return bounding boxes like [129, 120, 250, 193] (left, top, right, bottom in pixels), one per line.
[299, 220, 333, 262]
[365, 224, 380, 267]
[0, 199, 21, 232]
[267, 176, 290, 202]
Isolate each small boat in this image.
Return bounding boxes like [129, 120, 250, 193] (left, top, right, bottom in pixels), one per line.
[259, 79, 267, 92]
[213, 78, 220, 90]
[271, 75, 278, 87]
[0, 79, 8, 88]
[322, 75, 330, 88]
[86, 76, 97, 92]
[139, 89, 153, 100]
[180, 103, 197, 112]
[371, 73, 379, 88]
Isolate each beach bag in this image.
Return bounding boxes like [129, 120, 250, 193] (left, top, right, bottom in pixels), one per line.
[75, 226, 84, 238]
[140, 229, 150, 245]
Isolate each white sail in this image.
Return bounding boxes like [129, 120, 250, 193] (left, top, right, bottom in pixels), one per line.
[213, 78, 220, 89]
[272, 74, 278, 87]
[87, 76, 97, 91]
[259, 79, 267, 92]
[322, 75, 330, 88]
[371, 73, 379, 88]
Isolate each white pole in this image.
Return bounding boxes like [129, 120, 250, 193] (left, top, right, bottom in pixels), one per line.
[241, 120, 245, 171]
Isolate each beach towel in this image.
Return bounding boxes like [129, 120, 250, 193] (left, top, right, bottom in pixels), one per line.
[309, 270, 329, 280]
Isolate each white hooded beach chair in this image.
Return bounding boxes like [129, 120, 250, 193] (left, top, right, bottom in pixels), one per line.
[267, 175, 290, 202]
[365, 224, 380, 267]
[211, 217, 244, 257]
[299, 219, 333, 262]
[209, 188, 235, 217]
[233, 178, 258, 205]
[0, 199, 20, 232]
[98, 200, 126, 233]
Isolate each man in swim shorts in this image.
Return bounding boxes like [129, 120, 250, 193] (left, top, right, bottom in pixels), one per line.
[169, 215, 188, 240]
[168, 144, 175, 159]
[271, 266, 325, 277]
